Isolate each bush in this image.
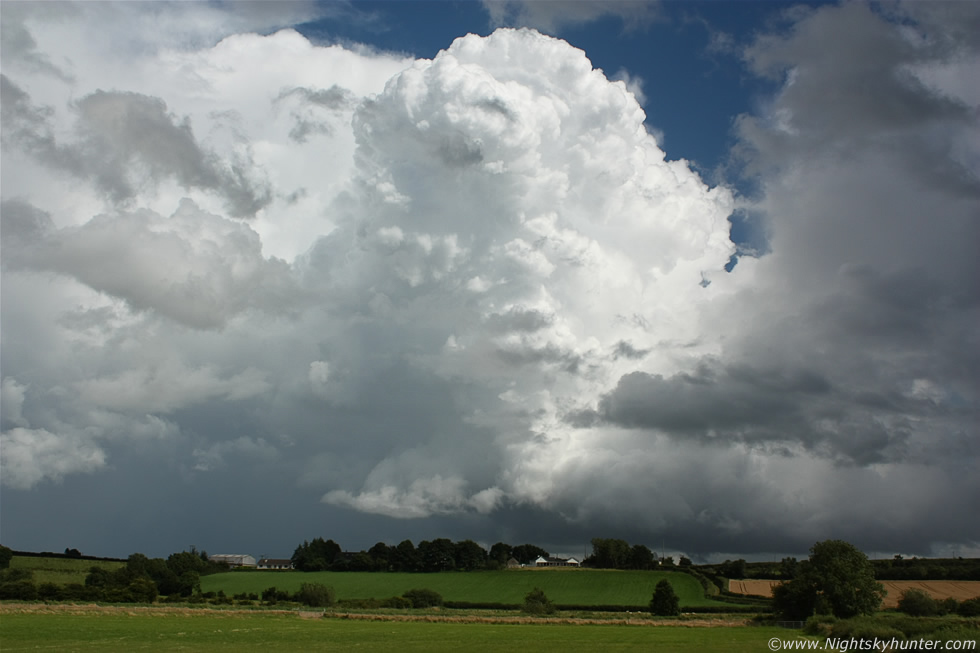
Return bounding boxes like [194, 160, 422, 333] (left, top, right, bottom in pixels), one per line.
[63, 583, 101, 601]
[829, 617, 904, 642]
[649, 579, 681, 616]
[382, 596, 412, 609]
[0, 579, 38, 601]
[261, 586, 290, 604]
[522, 587, 557, 615]
[958, 597, 980, 617]
[37, 582, 64, 601]
[403, 588, 443, 608]
[295, 582, 336, 608]
[803, 614, 838, 636]
[897, 588, 938, 616]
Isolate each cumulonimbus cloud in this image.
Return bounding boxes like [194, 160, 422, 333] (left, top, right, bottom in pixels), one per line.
[1, 2, 977, 558]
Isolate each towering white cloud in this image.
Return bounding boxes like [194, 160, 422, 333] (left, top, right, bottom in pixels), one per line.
[1, 1, 976, 558]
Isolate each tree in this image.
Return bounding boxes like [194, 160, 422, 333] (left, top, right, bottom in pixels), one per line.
[0, 545, 12, 569]
[291, 538, 342, 571]
[522, 587, 557, 615]
[489, 542, 513, 565]
[590, 538, 631, 569]
[629, 544, 656, 570]
[897, 588, 938, 616]
[296, 582, 336, 607]
[720, 559, 746, 578]
[417, 539, 455, 572]
[773, 540, 884, 620]
[390, 540, 421, 572]
[649, 579, 681, 616]
[403, 588, 443, 608]
[453, 540, 487, 571]
[511, 544, 549, 565]
[780, 557, 800, 580]
[126, 577, 158, 603]
[368, 542, 392, 571]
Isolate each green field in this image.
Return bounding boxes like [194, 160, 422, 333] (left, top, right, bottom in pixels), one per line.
[9, 556, 124, 586]
[201, 569, 726, 607]
[0, 608, 801, 652]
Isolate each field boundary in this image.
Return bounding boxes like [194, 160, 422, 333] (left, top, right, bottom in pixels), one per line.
[727, 580, 980, 609]
[0, 602, 754, 626]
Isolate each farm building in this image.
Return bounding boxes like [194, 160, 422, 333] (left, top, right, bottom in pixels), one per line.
[534, 555, 581, 567]
[506, 557, 522, 568]
[208, 554, 256, 568]
[257, 558, 293, 570]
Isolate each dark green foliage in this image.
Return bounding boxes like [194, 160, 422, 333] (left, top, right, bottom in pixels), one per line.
[126, 577, 158, 603]
[874, 556, 980, 581]
[802, 615, 838, 636]
[510, 544, 549, 565]
[368, 542, 392, 571]
[773, 540, 884, 620]
[391, 540, 421, 572]
[62, 583, 101, 601]
[381, 596, 412, 609]
[403, 588, 443, 608]
[650, 579, 681, 616]
[453, 540, 487, 571]
[84, 566, 111, 587]
[295, 582, 336, 607]
[417, 539, 456, 572]
[719, 559, 747, 579]
[630, 544, 657, 570]
[589, 538, 631, 569]
[828, 617, 904, 642]
[897, 588, 938, 616]
[291, 538, 342, 571]
[38, 582, 64, 601]
[0, 579, 38, 600]
[772, 578, 819, 620]
[0, 568, 38, 599]
[522, 587, 557, 615]
[780, 557, 800, 580]
[0, 545, 14, 569]
[346, 552, 376, 572]
[261, 586, 290, 603]
[678, 556, 692, 567]
[488, 542, 513, 565]
[958, 597, 980, 617]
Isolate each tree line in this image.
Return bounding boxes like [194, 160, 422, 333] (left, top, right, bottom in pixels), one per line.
[0, 546, 228, 603]
[290, 536, 690, 572]
[290, 537, 552, 572]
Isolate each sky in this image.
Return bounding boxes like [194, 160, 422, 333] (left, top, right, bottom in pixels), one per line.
[1, 0, 978, 563]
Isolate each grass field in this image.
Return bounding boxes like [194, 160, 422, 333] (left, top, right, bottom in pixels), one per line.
[200, 569, 726, 607]
[8, 556, 124, 586]
[0, 605, 802, 652]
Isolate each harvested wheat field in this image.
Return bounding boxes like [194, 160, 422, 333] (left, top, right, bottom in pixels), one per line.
[728, 579, 980, 609]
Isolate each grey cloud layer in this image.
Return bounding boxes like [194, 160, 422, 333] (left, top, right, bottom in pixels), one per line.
[1, 2, 977, 558]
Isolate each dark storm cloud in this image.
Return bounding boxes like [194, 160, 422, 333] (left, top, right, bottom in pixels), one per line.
[738, 2, 980, 199]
